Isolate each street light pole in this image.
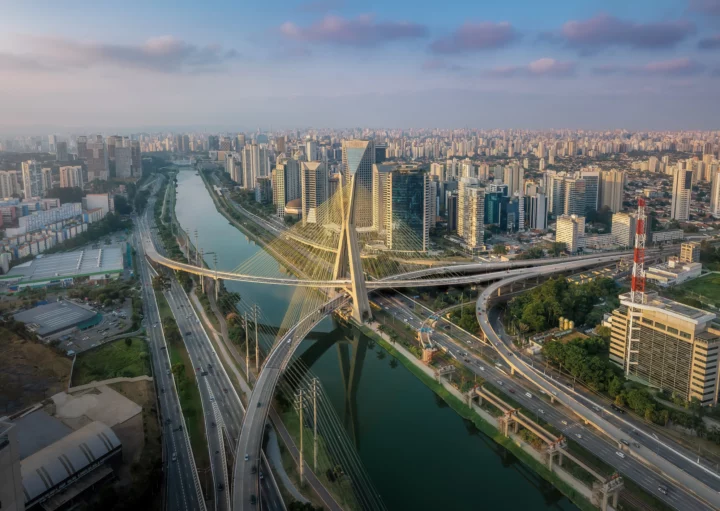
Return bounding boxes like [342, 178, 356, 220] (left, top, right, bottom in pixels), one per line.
[254, 304, 259, 372]
[244, 311, 249, 378]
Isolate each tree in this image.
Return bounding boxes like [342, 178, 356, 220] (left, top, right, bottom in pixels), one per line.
[114, 195, 132, 215]
[608, 376, 623, 398]
[549, 242, 566, 257]
[493, 243, 508, 256]
[153, 275, 170, 292]
[46, 186, 83, 204]
[125, 338, 132, 347]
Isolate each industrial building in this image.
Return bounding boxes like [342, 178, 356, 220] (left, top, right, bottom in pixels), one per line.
[13, 301, 98, 339]
[0, 247, 123, 290]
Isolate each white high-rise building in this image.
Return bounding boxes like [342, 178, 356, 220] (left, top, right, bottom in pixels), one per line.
[0, 170, 21, 198]
[710, 169, 720, 219]
[301, 161, 329, 225]
[529, 192, 548, 230]
[458, 177, 484, 249]
[503, 162, 523, 196]
[115, 143, 133, 179]
[59, 165, 84, 189]
[600, 169, 625, 213]
[305, 138, 317, 162]
[274, 157, 301, 217]
[430, 162, 445, 181]
[21, 160, 44, 199]
[671, 167, 693, 221]
[556, 214, 585, 253]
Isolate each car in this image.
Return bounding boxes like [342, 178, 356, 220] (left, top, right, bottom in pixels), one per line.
[223, 388, 228, 393]
[509, 388, 515, 394]
[166, 370, 170, 376]
[657, 485, 668, 495]
[620, 439, 629, 446]
[593, 406, 601, 412]
[496, 380, 504, 386]
[633, 442, 641, 448]
[525, 392, 533, 399]
[466, 340, 471, 345]
[172, 452, 177, 462]
[575, 433, 582, 439]
[286, 339, 291, 344]
[259, 472, 264, 480]
[244, 453, 249, 462]
[561, 420, 568, 426]
[615, 451, 625, 459]
[161, 346, 167, 350]
[538, 409, 545, 415]
[479, 366, 485, 372]
[217, 483, 224, 491]
[211, 421, 216, 428]
[210, 397, 215, 402]
[403, 319, 408, 323]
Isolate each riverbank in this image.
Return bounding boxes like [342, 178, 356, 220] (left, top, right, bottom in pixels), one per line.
[358, 320, 600, 511]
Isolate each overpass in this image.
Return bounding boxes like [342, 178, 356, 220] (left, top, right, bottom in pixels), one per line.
[474, 273, 720, 511]
[231, 295, 349, 510]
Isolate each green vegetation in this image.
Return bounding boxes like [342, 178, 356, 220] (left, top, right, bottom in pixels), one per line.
[67, 280, 143, 329]
[506, 277, 619, 334]
[72, 337, 150, 386]
[156, 291, 209, 470]
[665, 273, 720, 310]
[45, 186, 83, 204]
[543, 337, 618, 393]
[515, 246, 545, 260]
[447, 302, 482, 336]
[699, 241, 720, 271]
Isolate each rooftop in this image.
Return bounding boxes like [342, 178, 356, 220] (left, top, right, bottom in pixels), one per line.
[14, 301, 97, 337]
[0, 247, 123, 284]
[620, 292, 716, 324]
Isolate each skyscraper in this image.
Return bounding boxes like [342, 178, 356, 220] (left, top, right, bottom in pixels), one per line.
[131, 140, 142, 178]
[710, 169, 720, 219]
[0, 171, 21, 198]
[21, 160, 43, 199]
[305, 138, 317, 161]
[671, 167, 693, 221]
[83, 135, 109, 181]
[301, 161, 329, 224]
[372, 164, 393, 233]
[600, 169, 625, 213]
[528, 192, 548, 230]
[342, 140, 375, 229]
[385, 169, 430, 251]
[115, 143, 133, 179]
[578, 169, 600, 213]
[56, 141, 68, 161]
[458, 178, 484, 249]
[564, 178, 586, 216]
[503, 162, 523, 196]
[274, 157, 301, 217]
[59, 165, 84, 189]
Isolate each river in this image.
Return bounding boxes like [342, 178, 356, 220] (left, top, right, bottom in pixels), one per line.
[174, 169, 578, 511]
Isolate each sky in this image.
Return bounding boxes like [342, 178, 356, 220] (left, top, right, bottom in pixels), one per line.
[2, 0, 720, 132]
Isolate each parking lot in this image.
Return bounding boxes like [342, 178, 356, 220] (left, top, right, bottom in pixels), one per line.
[54, 298, 134, 354]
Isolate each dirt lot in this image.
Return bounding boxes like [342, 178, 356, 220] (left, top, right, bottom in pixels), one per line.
[0, 332, 71, 415]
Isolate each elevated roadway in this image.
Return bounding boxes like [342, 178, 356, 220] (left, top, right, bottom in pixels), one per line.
[475, 274, 720, 510]
[232, 296, 348, 511]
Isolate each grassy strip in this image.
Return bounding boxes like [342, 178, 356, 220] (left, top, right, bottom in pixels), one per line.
[358, 325, 598, 511]
[72, 337, 150, 386]
[155, 290, 210, 472]
[280, 410, 362, 511]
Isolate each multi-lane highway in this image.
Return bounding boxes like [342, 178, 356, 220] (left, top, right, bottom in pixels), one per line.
[232, 297, 346, 511]
[374, 293, 715, 511]
[140, 192, 285, 510]
[133, 195, 205, 511]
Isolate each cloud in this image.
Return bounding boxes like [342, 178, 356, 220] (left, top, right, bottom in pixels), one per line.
[689, 0, 720, 15]
[593, 58, 705, 76]
[296, 0, 343, 13]
[19, 35, 239, 73]
[421, 59, 466, 72]
[430, 21, 518, 54]
[698, 34, 720, 49]
[279, 14, 428, 47]
[554, 13, 695, 52]
[0, 52, 55, 72]
[487, 58, 575, 78]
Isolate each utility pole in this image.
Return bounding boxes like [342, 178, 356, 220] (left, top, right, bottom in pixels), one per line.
[194, 229, 199, 266]
[244, 312, 250, 378]
[254, 304, 259, 372]
[213, 253, 219, 302]
[200, 248, 205, 293]
[295, 390, 304, 485]
[312, 378, 318, 472]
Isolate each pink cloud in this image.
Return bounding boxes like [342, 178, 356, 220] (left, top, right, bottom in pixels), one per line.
[430, 21, 518, 54]
[279, 14, 428, 47]
[488, 58, 575, 78]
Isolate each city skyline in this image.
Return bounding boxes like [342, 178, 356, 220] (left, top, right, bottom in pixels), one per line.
[3, 0, 720, 131]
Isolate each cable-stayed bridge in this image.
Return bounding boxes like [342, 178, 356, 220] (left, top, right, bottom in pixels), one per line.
[144, 171, 672, 511]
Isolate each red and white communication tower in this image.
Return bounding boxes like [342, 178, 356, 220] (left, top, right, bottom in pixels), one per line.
[626, 197, 647, 374]
[630, 197, 647, 304]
